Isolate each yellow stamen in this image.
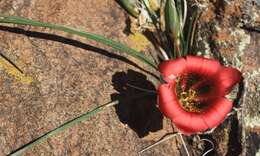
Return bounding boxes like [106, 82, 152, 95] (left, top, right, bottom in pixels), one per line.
[179, 89, 202, 113]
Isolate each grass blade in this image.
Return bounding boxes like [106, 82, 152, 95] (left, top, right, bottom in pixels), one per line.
[9, 100, 119, 156]
[0, 14, 157, 69]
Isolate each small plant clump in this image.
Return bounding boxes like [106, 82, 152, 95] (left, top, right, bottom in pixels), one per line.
[0, 0, 243, 155]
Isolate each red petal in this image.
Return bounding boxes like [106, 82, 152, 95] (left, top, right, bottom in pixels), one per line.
[186, 56, 204, 73]
[158, 84, 185, 119]
[172, 113, 209, 135]
[172, 113, 193, 135]
[186, 56, 221, 77]
[174, 124, 195, 136]
[190, 114, 209, 132]
[159, 58, 187, 82]
[202, 97, 232, 128]
[214, 67, 242, 95]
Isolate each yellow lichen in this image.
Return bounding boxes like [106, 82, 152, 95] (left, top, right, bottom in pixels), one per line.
[0, 57, 33, 85]
[127, 32, 151, 52]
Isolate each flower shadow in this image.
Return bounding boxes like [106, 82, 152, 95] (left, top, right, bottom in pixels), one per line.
[111, 69, 163, 138]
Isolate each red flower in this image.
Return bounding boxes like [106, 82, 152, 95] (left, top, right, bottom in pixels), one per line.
[158, 56, 242, 135]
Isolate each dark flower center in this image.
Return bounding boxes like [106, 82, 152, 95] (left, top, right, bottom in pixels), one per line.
[176, 74, 210, 113]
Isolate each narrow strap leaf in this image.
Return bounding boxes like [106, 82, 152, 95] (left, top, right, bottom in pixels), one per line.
[9, 100, 119, 156]
[0, 14, 157, 70]
[183, 9, 200, 55]
[118, 0, 139, 17]
[165, 0, 182, 58]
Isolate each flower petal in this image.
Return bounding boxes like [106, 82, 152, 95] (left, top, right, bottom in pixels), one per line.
[186, 56, 204, 73]
[174, 124, 195, 135]
[172, 113, 209, 135]
[190, 113, 209, 132]
[158, 56, 240, 135]
[202, 97, 232, 128]
[158, 84, 184, 119]
[214, 67, 242, 95]
[159, 58, 187, 82]
[186, 56, 221, 77]
[172, 113, 193, 135]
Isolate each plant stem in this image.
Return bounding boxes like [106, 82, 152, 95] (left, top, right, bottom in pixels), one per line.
[139, 132, 179, 154]
[179, 133, 190, 156]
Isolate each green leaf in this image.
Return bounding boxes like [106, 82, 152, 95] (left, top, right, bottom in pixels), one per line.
[118, 0, 139, 17]
[165, 0, 181, 39]
[9, 100, 119, 156]
[165, 0, 182, 58]
[175, 0, 183, 25]
[183, 9, 200, 55]
[143, 0, 159, 23]
[0, 14, 157, 69]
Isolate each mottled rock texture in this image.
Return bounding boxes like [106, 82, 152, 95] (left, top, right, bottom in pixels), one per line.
[0, 0, 259, 156]
[196, 0, 260, 156]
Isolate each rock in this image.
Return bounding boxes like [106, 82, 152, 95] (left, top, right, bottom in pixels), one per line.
[0, 0, 259, 155]
[0, 0, 173, 155]
[196, 0, 260, 155]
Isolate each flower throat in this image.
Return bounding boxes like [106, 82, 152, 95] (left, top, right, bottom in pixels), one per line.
[176, 74, 206, 113]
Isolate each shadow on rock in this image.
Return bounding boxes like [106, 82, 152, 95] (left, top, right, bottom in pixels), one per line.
[111, 69, 163, 138]
[0, 26, 159, 79]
